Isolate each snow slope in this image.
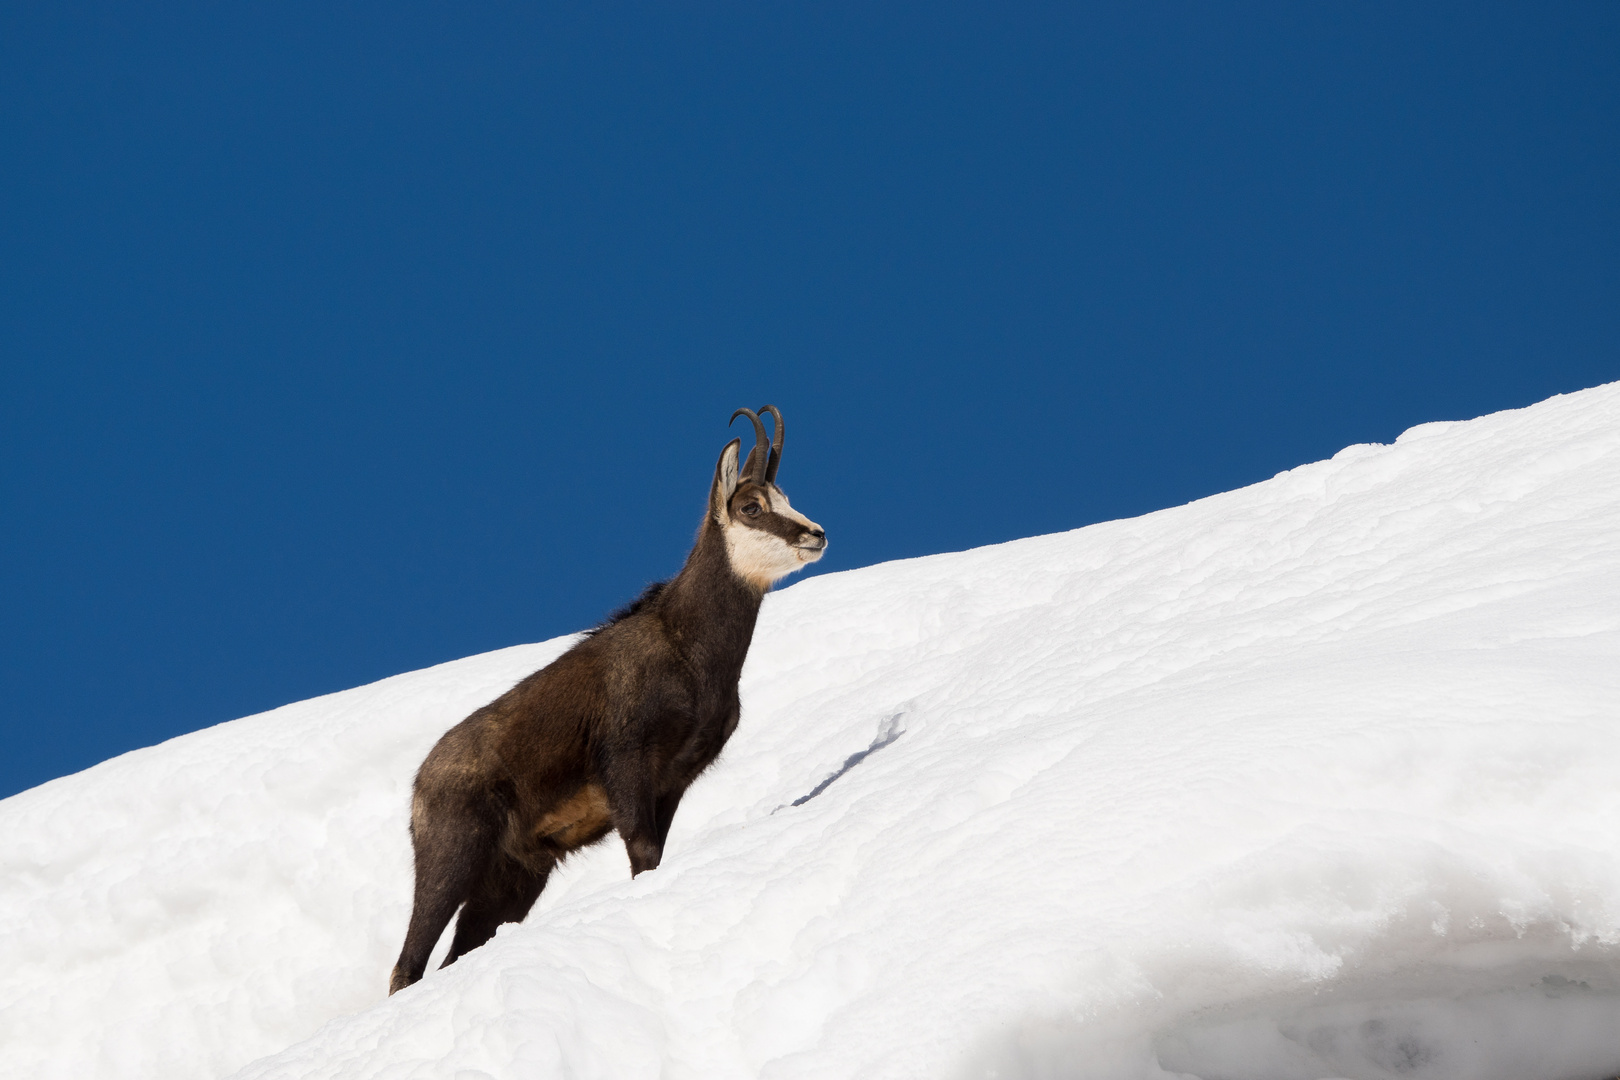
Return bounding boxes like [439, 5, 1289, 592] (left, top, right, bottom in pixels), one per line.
[3, 385, 1620, 1080]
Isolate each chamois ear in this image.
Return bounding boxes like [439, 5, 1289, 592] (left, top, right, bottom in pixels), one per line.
[712, 438, 741, 523]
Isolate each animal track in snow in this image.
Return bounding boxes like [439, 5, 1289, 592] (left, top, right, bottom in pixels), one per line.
[785, 712, 907, 809]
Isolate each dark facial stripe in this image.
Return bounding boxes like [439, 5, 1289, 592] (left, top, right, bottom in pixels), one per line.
[729, 484, 817, 543]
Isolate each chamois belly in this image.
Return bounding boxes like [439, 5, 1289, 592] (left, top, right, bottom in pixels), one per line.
[527, 783, 613, 854]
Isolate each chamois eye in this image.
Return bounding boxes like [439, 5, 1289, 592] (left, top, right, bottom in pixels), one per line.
[742, 503, 761, 517]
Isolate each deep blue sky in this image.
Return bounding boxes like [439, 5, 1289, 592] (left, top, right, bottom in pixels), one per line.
[2, 3, 1617, 799]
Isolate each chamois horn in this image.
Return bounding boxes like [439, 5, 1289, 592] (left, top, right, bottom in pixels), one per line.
[757, 404, 784, 484]
[729, 407, 770, 483]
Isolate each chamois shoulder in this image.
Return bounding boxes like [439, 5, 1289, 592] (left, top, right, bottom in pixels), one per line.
[588, 581, 668, 636]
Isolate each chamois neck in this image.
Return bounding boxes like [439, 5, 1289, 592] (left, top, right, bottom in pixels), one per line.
[661, 517, 764, 651]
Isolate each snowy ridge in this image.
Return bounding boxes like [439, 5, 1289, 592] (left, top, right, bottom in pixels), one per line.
[3, 384, 1620, 1080]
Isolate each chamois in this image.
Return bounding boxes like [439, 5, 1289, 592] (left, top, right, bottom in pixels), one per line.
[389, 406, 825, 994]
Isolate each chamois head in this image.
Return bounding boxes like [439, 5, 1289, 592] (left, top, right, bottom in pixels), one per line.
[711, 405, 826, 591]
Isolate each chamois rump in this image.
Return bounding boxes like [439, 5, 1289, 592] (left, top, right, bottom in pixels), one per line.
[389, 406, 825, 994]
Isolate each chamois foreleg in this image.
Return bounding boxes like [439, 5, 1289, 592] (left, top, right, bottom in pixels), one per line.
[649, 702, 733, 848]
[440, 853, 552, 967]
[653, 788, 685, 848]
[599, 754, 664, 876]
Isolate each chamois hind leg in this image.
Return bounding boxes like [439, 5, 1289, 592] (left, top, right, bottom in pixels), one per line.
[389, 798, 501, 995]
[441, 853, 552, 968]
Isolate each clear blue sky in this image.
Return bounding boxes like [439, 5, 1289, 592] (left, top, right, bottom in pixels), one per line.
[2, 3, 1616, 799]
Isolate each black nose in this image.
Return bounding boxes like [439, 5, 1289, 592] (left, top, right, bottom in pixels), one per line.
[809, 528, 825, 539]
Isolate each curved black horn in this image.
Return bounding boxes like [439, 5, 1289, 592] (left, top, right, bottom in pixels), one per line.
[729, 407, 770, 483]
[757, 404, 784, 483]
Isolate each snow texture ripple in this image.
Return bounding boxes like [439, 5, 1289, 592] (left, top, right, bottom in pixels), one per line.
[3, 384, 1620, 1080]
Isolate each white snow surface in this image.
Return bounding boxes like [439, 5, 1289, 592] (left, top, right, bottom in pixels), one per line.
[4, 385, 1620, 1080]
